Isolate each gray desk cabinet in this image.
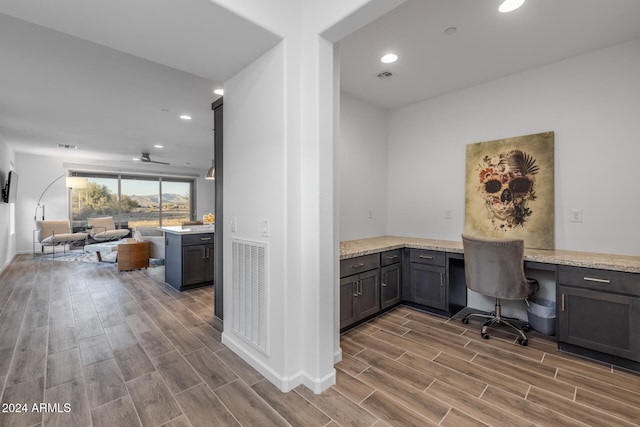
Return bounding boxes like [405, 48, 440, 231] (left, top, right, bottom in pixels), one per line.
[380, 249, 402, 309]
[558, 266, 640, 362]
[340, 254, 380, 330]
[165, 232, 214, 291]
[406, 249, 446, 311]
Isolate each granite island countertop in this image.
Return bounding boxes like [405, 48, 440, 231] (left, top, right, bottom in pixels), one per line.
[340, 236, 640, 274]
[159, 225, 215, 235]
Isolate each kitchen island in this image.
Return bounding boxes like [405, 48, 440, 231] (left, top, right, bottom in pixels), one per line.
[161, 225, 214, 291]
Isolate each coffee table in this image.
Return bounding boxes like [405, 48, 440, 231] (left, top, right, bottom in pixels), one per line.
[84, 240, 121, 262]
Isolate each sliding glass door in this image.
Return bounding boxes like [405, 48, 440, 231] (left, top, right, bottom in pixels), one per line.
[71, 173, 195, 230]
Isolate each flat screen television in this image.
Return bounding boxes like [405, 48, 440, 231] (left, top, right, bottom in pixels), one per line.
[2, 170, 18, 203]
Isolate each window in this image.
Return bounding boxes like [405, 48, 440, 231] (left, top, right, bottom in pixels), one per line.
[71, 173, 195, 229]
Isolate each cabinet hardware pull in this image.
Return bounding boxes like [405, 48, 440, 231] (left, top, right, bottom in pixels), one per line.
[200, 237, 212, 241]
[583, 277, 611, 284]
[202, 249, 206, 259]
[385, 255, 398, 260]
[440, 273, 444, 287]
[353, 282, 358, 297]
[382, 272, 387, 287]
[561, 294, 565, 312]
[419, 255, 434, 260]
[352, 263, 364, 269]
[359, 280, 363, 296]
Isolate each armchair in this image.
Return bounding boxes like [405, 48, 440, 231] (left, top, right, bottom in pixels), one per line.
[87, 217, 129, 242]
[33, 219, 88, 258]
[133, 227, 165, 260]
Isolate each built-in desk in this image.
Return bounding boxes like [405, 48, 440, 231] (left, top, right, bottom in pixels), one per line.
[340, 236, 640, 372]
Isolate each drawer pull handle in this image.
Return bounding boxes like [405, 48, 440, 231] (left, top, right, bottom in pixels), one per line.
[352, 263, 364, 269]
[200, 237, 212, 241]
[583, 277, 611, 284]
[419, 255, 434, 260]
[385, 255, 398, 260]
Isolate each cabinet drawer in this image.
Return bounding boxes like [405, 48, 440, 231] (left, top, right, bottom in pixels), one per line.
[182, 233, 214, 246]
[381, 249, 401, 266]
[558, 266, 640, 297]
[409, 249, 445, 266]
[340, 254, 379, 278]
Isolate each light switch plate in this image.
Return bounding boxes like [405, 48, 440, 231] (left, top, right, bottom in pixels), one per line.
[570, 209, 582, 223]
[261, 219, 269, 237]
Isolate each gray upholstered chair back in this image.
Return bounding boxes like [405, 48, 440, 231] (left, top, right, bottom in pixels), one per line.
[461, 234, 537, 300]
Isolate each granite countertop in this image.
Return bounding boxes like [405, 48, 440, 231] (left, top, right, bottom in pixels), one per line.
[340, 235, 640, 274]
[159, 225, 215, 235]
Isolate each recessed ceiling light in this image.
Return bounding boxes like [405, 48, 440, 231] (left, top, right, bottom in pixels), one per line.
[214, 88, 224, 96]
[132, 157, 140, 161]
[154, 144, 164, 148]
[444, 27, 457, 35]
[179, 115, 192, 120]
[499, 0, 525, 13]
[381, 53, 398, 64]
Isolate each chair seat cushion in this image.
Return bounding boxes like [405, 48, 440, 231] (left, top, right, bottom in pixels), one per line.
[41, 232, 88, 245]
[93, 229, 129, 239]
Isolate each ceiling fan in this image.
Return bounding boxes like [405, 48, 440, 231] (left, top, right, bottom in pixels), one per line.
[139, 152, 170, 165]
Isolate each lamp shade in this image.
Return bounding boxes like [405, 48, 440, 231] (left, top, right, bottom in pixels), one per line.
[65, 176, 88, 189]
[205, 159, 215, 180]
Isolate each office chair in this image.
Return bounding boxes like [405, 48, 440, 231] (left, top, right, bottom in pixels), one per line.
[461, 234, 539, 345]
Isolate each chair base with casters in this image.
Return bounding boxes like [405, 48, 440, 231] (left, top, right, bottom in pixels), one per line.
[461, 234, 540, 347]
[462, 295, 535, 346]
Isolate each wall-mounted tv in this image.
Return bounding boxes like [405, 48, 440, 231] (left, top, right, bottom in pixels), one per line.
[2, 170, 18, 203]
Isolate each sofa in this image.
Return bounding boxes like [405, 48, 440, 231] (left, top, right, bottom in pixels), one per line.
[133, 227, 165, 259]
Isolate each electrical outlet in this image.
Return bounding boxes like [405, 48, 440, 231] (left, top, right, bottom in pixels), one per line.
[368, 209, 373, 219]
[570, 209, 582, 223]
[444, 209, 453, 219]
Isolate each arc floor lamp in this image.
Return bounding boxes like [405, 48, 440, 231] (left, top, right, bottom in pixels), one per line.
[34, 173, 88, 221]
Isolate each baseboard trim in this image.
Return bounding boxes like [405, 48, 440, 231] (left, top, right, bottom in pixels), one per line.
[222, 331, 336, 394]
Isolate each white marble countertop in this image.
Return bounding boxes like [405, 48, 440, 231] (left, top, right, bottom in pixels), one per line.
[159, 225, 215, 235]
[340, 235, 640, 274]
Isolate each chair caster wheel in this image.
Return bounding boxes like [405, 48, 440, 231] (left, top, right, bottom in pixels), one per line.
[462, 318, 469, 324]
[522, 325, 531, 332]
[518, 337, 528, 346]
[481, 333, 490, 340]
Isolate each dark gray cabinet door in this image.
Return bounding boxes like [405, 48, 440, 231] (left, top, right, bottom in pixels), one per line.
[340, 276, 358, 329]
[558, 285, 640, 362]
[381, 263, 401, 309]
[357, 269, 380, 319]
[409, 263, 446, 310]
[183, 245, 207, 286]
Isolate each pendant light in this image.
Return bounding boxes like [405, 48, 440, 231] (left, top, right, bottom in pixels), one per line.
[205, 117, 215, 180]
[205, 159, 215, 180]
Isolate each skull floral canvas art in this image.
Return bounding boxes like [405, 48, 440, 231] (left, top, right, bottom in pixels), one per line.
[465, 132, 555, 249]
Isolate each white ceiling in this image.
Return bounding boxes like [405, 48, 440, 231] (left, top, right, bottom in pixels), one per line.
[0, 0, 280, 175]
[340, 0, 640, 109]
[2, 0, 640, 175]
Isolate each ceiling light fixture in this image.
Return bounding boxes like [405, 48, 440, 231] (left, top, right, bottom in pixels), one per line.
[179, 115, 192, 120]
[154, 144, 163, 148]
[499, 0, 525, 13]
[214, 88, 224, 96]
[380, 53, 398, 64]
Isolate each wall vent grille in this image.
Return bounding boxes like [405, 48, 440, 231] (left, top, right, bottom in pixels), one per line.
[231, 239, 268, 355]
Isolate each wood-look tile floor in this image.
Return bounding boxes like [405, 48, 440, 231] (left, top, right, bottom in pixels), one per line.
[1, 254, 640, 426]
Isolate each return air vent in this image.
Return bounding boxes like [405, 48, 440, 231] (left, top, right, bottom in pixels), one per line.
[376, 70, 394, 79]
[57, 144, 78, 149]
[231, 239, 268, 355]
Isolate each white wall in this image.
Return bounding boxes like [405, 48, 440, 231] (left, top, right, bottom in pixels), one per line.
[15, 153, 214, 255]
[0, 136, 16, 272]
[339, 93, 388, 241]
[386, 37, 640, 257]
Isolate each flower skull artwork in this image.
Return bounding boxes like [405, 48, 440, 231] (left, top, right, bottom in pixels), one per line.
[477, 150, 539, 230]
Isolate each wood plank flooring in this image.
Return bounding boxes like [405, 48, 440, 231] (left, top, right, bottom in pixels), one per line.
[1, 254, 639, 426]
